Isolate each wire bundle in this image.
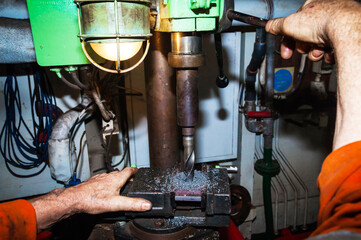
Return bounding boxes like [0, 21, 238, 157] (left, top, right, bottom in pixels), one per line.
[0, 73, 59, 177]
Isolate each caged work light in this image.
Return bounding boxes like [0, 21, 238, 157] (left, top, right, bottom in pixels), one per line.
[75, 0, 152, 74]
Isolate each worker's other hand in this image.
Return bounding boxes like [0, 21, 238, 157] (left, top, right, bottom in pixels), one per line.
[266, 0, 358, 63]
[73, 167, 152, 214]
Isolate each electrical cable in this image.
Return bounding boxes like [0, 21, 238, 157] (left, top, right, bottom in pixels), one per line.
[0, 73, 60, 177]
[104, 128, 115, 172]
[74, 130, 86, 174]
[57, 71, 82, 90]
[69, 71, 89, 90]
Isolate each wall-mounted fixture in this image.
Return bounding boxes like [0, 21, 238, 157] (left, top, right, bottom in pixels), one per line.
[75, 0, 152, 73]
[27, 0, 151, 73]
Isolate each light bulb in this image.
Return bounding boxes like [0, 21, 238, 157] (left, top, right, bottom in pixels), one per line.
[89, 41, 143, 61]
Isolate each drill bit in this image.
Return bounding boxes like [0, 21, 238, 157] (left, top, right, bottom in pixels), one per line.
[183, 135, 195, 180]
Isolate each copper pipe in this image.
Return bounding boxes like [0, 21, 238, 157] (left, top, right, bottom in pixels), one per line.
[144, 31, 179, 168]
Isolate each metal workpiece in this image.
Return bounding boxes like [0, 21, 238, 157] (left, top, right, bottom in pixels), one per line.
[123, 166, 231, 227]
[176, 70, 199, 127]
[144, 31, 179, 169]
[183, 136, 195, 179]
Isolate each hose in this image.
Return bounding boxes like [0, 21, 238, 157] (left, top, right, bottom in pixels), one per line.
[245, 28, 267, 101]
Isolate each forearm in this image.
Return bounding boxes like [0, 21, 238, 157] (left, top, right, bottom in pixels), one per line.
[27, 168, 152, 232]
[28, 187, 79, 232]
[330, 3, 361, 150]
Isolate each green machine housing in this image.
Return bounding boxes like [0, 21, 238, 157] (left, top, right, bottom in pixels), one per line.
[156, 0, 233, 32]
[27, 0, 90, 66]
[26, 0, 232, 67]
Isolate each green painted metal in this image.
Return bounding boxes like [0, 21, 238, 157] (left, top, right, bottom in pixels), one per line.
[263, 174, 274, 239]
[189, 0, 217, 10]
[160, 0, 225, 32]
[255, 147, 280, 239]
[26, 0, 89, 66]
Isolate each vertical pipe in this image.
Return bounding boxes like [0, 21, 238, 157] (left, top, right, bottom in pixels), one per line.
[263, 33, 276, 238]
[263, 145, 275, 238]
[144, 31, 179, 168]
[258, 136, 288, 230]
[265, 34, 275, 109]
[256, 141, 278, 235]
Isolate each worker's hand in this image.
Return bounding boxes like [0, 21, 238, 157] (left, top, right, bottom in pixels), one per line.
[73, 167, 152, 214]
[30, 167, 151, 232]
[266, 0, 359, 63]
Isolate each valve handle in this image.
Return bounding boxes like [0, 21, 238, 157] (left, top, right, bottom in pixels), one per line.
[216, 75, 229, 88]
[214, 33, 229, 88]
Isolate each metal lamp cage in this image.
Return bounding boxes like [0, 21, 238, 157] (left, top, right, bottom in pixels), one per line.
[75, 0, 152, 73]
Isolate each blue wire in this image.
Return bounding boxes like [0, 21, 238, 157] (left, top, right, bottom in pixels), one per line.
[239, 84, 245, 107]
[0, 73, 59, 177]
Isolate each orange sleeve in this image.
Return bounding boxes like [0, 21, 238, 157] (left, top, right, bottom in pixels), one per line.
[310, 141, 361, 236]
[0, 199, 37, 240]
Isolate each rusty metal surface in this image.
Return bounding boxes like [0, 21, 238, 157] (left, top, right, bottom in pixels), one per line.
[168, 54, 204, 69]
[88, 223, 115, 240]
[129, 221, 196, 240]
[230, 185, 252, 226]
[176, 70, 199, 127]
[144, 31, 179, 168]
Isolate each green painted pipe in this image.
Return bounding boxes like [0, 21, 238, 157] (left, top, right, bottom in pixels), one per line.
[263, 147, 274, 239]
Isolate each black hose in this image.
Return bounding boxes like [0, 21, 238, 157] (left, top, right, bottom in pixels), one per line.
[245, 28, 267, 101]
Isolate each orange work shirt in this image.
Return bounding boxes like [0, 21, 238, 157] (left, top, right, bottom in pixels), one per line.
[0, 199, 37, 240]
[311, 141, 361, 236]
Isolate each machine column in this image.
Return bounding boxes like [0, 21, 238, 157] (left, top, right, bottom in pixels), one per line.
[145, 31, 179, 169]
